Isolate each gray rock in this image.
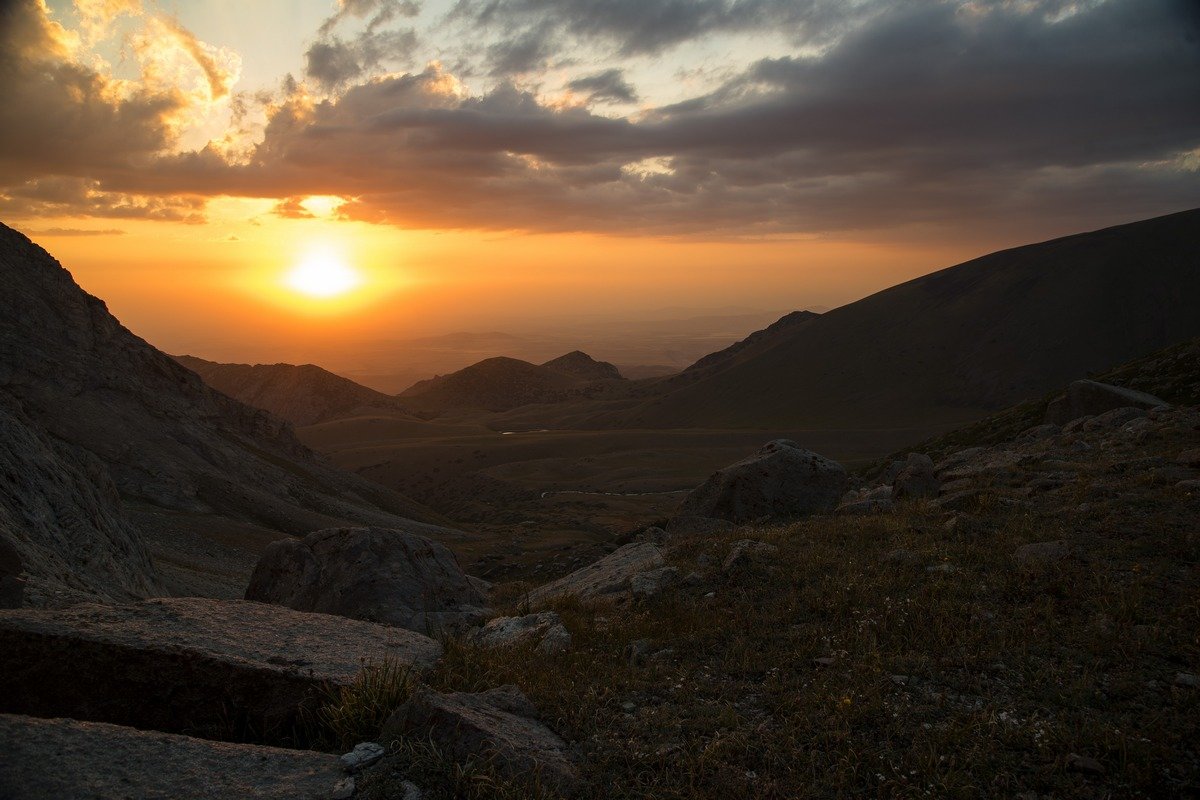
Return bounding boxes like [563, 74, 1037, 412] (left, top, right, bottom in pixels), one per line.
[382, 686, 576, 791]
[1065, 753, 1105, 775]
[631, 566, 679, 600]
[469, 612, 571, 654]
[836, 498, 894, 515]
[882, 548, 921, 566]
[1016, 423, 1060, 442]
[1045, 380, 1168, 425]
[0, 397, 162, 605]
[1083, 406, 1147, 431]
[1173, 672, 1199, 688]
[339, 741, 386, 772]
[0, 714, 345, 799]
[331, 776, 356, 799]
[245, 526, 488, 634]
[722, 539, 779, 572]
[528, 542, 663, 604]
[537, 623, 573, 655]
[0, 597, 441, 744]
[1013, 540, 1072, 566]
[892, 452, 940, 500]
[624, 638, 653, 666]
[679, 440, 847, 523]
[664, 515, 736, 536]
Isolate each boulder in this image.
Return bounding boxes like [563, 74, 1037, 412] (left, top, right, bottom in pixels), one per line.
[469, 611, 571, 654]
[383, 685, 576, 792]
[0, 597, 441, 745]
[836, 498, 895, 515]
[630, 566, 679, 600]
[527, 542, 663, 604]
[1045, 380, 1168, 425]
[0, 714, 346, 800]
[245, 526, 488, 634]
[678, 440, 847, 523]
[892, 452, 940, 500]
[722, 539, 779, 572]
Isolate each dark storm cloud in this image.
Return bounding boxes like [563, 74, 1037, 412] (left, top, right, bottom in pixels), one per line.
[6, 0, 1198, 238]
[567, 69, 638, 104]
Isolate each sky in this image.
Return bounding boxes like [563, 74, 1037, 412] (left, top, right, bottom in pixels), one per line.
[1, 0, 1198, 362]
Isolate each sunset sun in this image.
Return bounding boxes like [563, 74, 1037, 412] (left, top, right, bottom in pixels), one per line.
[283, 250, 362, 298]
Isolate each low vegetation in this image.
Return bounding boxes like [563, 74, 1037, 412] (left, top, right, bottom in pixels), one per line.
[344, 478, 1198, 797]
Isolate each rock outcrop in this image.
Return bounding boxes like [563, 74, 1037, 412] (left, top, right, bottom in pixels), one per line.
[891, 452, 940, 500]
[679, 440, 847, 523]
[0, 394, 162, 605]
[1044, 379, 1168, 425]
[0, 714, 347, 800]
[469, 611, 572, 654]
[245, 526, 488, 633]
[0, 597, 441, 744]
[383, 685, 577, 792]
[527, 542, 663, 604]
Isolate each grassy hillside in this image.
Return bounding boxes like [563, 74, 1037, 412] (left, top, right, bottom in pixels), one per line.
[602, 209, 1200, 431]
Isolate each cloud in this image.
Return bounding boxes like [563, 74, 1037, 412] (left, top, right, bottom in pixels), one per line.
[566, 69, 638, 104]
[4, 0, 1198, 241]
[452, 0, 880, 75]
[20, 227, 126, 237]
[0, 177, 206, 223]
[317, 0, 420, 37]
[306, 0, 421, 89]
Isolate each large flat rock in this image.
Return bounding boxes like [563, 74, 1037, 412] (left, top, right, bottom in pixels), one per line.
[0, 597, 441, 745]
[528, 542, 663, 604]
[0, 714, 346, 800]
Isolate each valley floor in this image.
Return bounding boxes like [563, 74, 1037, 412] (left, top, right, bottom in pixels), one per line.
[357, 405, 1200, 799]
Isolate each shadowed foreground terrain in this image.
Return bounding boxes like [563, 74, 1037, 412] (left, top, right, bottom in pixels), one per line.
[352, 388, 1200, 798]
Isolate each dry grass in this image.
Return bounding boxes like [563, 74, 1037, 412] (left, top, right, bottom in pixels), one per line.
[371, 487, 1200, 799]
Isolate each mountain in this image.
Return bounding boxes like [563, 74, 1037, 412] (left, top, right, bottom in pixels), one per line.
[607, 209, 1200, 429]
[676, 310, 820, 378]
[541, 351, 623, 381]
[173, 356, 411, 427]
[0, 224, 448, 603]
[401, 353, 625, 413]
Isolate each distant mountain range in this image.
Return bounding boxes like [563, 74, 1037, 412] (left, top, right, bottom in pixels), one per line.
[173, 355, 411, 427]
[599, 208, 1200, 429]
[173, 209, 1200, 434]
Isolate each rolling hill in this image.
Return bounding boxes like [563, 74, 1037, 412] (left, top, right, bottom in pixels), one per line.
[401, 352, 626, 414]
[603, 208, 1200, 430]
[173, 355, 412, 426]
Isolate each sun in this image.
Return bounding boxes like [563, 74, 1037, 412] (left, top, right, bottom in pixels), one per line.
[284, 249, 362, 298]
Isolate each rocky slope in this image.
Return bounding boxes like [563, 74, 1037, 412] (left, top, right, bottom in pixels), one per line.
[603, 209, 1200, 429]
[174, 355, 413, 427]
[0, 223, 447, 603]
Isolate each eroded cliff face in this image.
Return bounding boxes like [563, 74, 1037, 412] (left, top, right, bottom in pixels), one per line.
[0, 223, 446, 605]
